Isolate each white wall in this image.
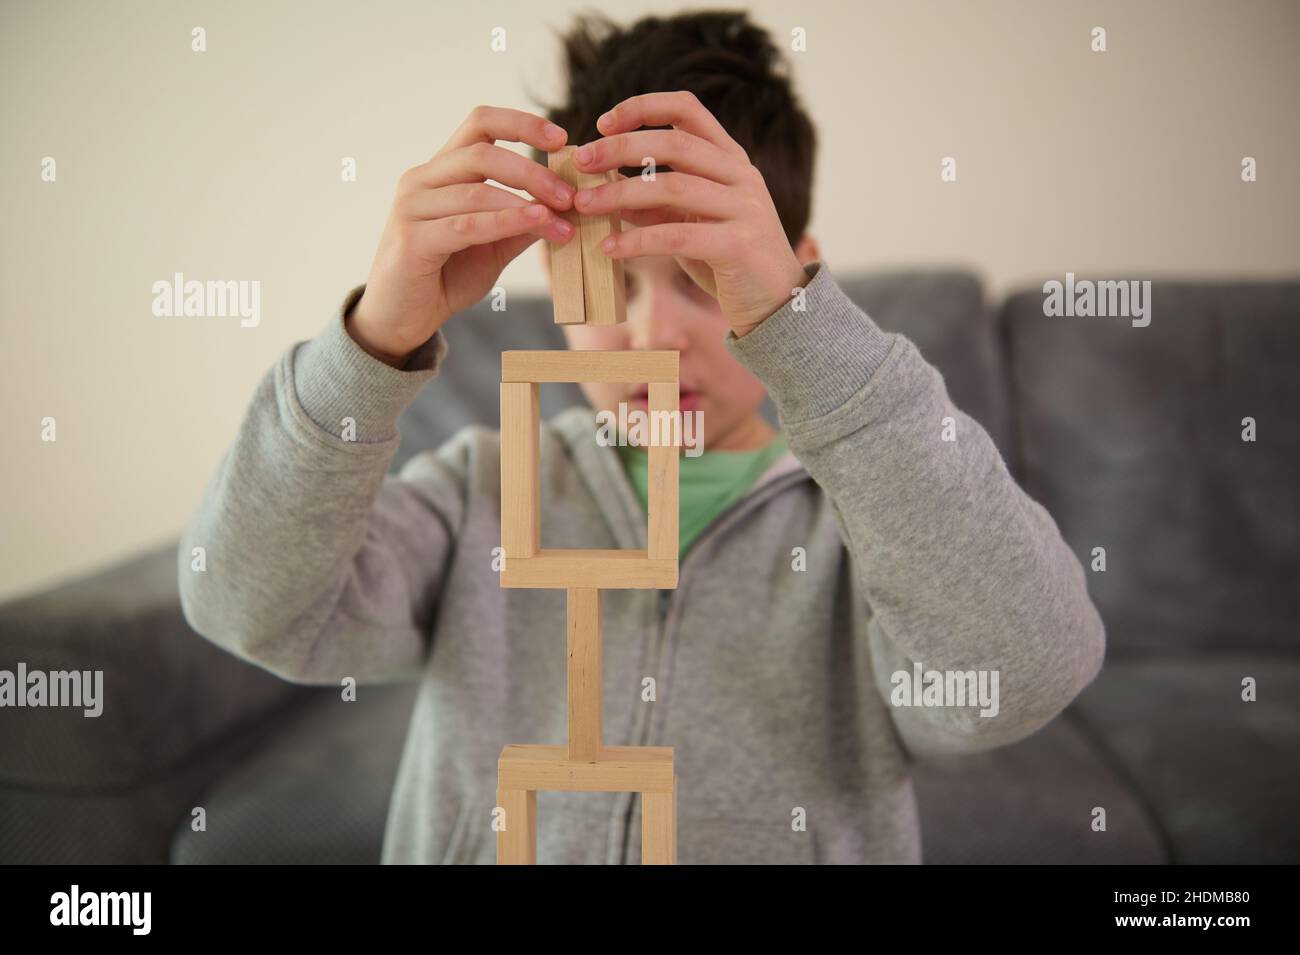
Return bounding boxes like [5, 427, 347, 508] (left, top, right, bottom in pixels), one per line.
[2, 0, 1297, 600]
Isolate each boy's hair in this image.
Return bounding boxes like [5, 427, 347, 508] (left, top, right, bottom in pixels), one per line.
[533, 10, 816, 245]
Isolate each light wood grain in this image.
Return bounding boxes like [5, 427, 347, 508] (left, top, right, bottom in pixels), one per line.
[642, 774, 677, 864]
[567, 588, 602, 763]
[502, 349, 678, 383]
[547, 147, 586, 325]
[499, 743, 674, 793]
[499, 549, 677, 589]
[578, 167, 626, 326]
[499, 382, 539, 559]
[646, 381, 680, 561]
[495, 787, 536, 864]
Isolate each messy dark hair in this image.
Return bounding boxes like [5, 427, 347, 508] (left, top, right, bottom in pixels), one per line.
[532, 9, 816, 245]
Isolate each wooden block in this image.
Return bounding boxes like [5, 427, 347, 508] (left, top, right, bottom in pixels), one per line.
[646, 381, 679, 561]
[499, 743, 674, 793]
[496, 787, 536, 864]
[502, 349, 677, 384]
[567, 589, 602, 763]
[578, 167, 626, 327]
[642, 773, 677, 865]
[499, 382, 539, 560]
[499, 549, 677, 589]
[547, 147, 585, 325]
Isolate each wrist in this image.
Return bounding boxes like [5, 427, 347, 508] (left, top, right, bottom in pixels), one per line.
[730, 255, 812, 339]
[346, 295, 418, 369]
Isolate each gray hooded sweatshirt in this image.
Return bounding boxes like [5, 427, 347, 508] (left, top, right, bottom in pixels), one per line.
[177, 260, 1105, 864]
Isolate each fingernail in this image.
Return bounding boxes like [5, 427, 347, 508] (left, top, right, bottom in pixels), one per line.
[544, 122, 565, 142]
[575, 145, 592, 164]
[597, 111, 612, 128]
[556, 183, 574, 202]
[556, 219, 573, 236]
[601, 236, 616, 252]
[575, 189, 593, 207]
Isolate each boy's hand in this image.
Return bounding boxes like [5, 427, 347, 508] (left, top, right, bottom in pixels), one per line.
[349, 107, 577, 367]
[570, 91, 809, 336]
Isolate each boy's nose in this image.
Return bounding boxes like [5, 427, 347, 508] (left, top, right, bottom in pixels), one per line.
[629, 292, 690, 352]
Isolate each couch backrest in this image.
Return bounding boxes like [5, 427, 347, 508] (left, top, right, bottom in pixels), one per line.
[1002, 279, 1300, 654]
[395, 267, 1006, 469]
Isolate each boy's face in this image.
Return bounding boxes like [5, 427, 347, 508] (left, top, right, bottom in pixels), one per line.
[543, 249, 774, 452]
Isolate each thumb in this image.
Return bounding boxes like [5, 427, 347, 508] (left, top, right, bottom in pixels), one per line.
[493, 231, 544, 270]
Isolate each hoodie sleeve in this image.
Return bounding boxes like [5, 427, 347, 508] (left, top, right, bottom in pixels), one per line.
[724, 261, 1105, 759]
[177, 283, 466, 686]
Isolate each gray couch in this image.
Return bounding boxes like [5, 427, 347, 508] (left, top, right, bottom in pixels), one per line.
[3, 271, 1297, 864]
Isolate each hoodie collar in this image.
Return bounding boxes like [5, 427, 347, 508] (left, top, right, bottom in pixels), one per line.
[549, 405, 810, 552]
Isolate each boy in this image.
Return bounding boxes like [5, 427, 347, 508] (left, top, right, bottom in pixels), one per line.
[179, 11, 1104, 864]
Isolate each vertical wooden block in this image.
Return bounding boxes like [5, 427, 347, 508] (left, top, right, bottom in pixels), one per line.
[578, 167, 626, 326]
[642, 773, 677, 864]
[646, 381, 679, 561]
[547, 147, 585, 325]
[566, 588, 602, 763]
[500, 381, 539, 559]
[496, 787, 536, 864]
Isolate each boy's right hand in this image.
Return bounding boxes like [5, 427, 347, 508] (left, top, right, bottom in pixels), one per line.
[347, 107, 577, 367]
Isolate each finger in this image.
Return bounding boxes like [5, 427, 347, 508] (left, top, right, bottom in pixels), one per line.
[574, 172, 739, 221]
[600, 222, 734, 262]
[418, 204, 574, 257]
[571, 129, 742, 184]
[618, 207, 685, 228]
[492, 231, 546, 270]
[408, 142, 575, 209]
[440, 104, 568, 155]
[595, 91, 745, 158]
[398, 182, 529, 221]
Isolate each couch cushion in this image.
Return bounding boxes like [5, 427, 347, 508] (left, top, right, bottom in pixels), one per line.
[911, 712, 1166, 863]
[1070, 655, 1300, 863]
[395, 269, 1007, 469]
[0, 542, 308, 790]
[0, 714, 289, 863]
[171, 683, 418, 864]
[1003, 280, 1300, 653]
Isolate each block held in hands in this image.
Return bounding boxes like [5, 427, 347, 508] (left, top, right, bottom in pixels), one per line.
[546, 146, 626, 326]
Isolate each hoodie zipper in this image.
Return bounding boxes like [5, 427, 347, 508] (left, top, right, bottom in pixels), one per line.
[615, 464, 809, 863]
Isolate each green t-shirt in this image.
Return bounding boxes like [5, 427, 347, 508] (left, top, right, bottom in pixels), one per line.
[616, 433, 789, 560]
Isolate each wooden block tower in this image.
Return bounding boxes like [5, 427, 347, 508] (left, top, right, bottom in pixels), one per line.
[495, 147, 680, 864]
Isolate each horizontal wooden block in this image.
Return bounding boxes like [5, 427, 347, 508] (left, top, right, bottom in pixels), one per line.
[500, 549, 677, 589]
[499, 744, 675, 793]
[502, 350, 678, 384]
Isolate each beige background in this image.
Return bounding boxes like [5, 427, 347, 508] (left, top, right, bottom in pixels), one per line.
[2, 0, 1297, 601]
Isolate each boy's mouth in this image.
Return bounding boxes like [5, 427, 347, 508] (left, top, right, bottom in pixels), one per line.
[629, 384, 702, 412]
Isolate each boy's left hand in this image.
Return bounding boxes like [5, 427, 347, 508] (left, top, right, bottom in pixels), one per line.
[570, 91, 809, 336]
